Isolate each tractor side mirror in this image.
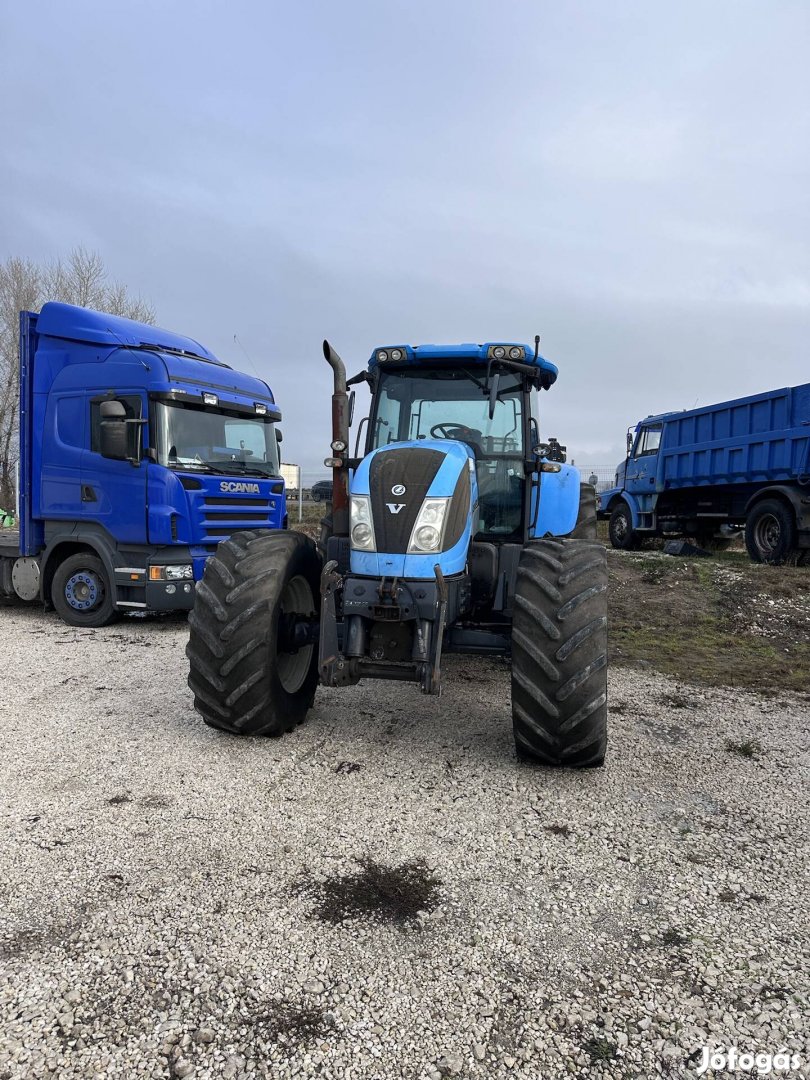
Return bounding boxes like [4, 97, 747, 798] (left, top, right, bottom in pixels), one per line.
[275, 428, 283, 444]
[99, 400, 129, 461]
[488, 372, 500, 421]
[348, 390, 356, 426]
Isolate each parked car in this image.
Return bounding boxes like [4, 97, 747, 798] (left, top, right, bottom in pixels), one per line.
[310, 480, 333, 503]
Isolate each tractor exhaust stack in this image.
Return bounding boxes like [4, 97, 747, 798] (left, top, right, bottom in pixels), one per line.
[322, 339, 350, 537]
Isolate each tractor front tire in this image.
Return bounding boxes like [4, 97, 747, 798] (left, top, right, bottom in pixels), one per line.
[511, 538, 608, 767]
[187, 531, 321, 735]
[568, 482, 598, 539]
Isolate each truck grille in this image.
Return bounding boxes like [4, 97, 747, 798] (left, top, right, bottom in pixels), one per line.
[200, 496, 275, 538]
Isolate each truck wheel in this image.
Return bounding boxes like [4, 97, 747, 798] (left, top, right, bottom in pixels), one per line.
[187, 530, 321, 735]
[51, 553, 118, 628]
[608, 502, 639, 550]
[745, 499, 797, 565]
[511, 538, 608, 767]
[568, 483, 598, 539]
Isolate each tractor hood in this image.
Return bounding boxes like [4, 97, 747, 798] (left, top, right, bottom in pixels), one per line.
[349, 439, 478, 579]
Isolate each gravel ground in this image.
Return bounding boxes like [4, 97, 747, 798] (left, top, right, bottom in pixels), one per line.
[0, 606, 808, 1080]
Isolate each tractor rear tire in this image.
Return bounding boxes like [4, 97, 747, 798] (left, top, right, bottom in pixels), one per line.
[187, 530, 321, 735]
[568, 483, 598, 539]
[511, 538, 608, 767]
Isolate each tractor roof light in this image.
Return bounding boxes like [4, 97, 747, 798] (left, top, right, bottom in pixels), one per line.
[390, 348, 403, 361]
[492, 346, 506, 359]
[377, 349, 389, 363]
[509, 346, 524, 360]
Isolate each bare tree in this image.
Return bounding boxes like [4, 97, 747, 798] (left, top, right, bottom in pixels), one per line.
[0, 247, 154, 510]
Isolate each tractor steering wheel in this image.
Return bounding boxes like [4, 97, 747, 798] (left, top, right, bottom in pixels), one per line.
[431, 423, 474, 440]
[430, 423, 483, 457]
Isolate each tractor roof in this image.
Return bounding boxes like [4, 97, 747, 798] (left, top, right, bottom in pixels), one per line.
[368, 342, 558, 385]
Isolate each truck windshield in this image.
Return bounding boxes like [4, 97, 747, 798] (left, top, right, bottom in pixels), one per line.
[153, 401, 280, 477]
[371, 368, 523, 453]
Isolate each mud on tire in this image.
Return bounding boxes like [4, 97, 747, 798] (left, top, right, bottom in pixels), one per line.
[187, 530, 321, 735]
[511, 538, 608, 767]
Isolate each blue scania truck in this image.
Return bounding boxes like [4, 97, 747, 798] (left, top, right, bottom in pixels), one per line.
[0, 302, 286, 625]
[598, 382, 810, 563]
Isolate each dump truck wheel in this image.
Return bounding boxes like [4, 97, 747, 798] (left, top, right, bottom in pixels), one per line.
[745, 499, 797, 565]
[608, 502, 639, 550]
[568, 483, 598, 539]
[187, 531, 321, 735]
[51, 553, 118, 628]
[511, 538, 608, 767]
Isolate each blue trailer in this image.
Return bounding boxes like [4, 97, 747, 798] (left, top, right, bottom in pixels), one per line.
[0, 302, 286, 625]
[598, 383, 810, 563]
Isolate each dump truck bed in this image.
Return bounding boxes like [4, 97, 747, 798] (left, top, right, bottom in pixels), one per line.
[656, 382, 810, 490]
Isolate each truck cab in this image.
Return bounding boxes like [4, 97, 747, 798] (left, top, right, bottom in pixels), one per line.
[0, 302, 286, 624]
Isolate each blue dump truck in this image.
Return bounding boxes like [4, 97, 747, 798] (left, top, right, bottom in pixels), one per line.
[0, 302, 285, 625]
[188, 338, 609, 767]
[598, 382, 810, 563]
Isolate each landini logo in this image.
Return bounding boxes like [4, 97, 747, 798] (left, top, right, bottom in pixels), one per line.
[695, 1047, 802, 1075]
[219, 481, 261, 494]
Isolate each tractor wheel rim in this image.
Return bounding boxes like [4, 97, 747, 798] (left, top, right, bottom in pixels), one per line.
[65, 571, 102, 612]
[755, 514, 780, 556]
[276, 575, 315, 694]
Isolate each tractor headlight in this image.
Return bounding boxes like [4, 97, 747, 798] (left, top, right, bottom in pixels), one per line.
[350, 495, 376, 551]
[408, 498, 450, 553]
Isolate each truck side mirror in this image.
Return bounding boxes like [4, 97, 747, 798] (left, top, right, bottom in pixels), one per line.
[99, 400, 129, 461]
[275, 428, 283, 444]
[626, 430, 633, 456]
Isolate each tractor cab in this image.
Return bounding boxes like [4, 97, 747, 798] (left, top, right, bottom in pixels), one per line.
[361, 342, 559, 543]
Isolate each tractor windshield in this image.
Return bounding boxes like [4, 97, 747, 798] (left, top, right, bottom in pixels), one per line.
[371, 368, 526, 536]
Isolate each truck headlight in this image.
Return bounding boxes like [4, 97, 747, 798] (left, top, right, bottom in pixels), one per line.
[149, 564, 194, 581]
[408, 498, 449, 553]
[350, 496, 376, 551]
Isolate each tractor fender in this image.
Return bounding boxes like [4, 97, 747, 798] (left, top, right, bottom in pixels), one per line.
[533, 463, 580, 537]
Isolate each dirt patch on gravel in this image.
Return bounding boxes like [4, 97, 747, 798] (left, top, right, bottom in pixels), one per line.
[254, 1001, 334, 1046]
[608, 549, 810, 694]
[305, 857, 441, 924]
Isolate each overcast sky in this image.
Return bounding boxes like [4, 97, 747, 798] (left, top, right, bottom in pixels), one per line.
[2, 0, 808, 478]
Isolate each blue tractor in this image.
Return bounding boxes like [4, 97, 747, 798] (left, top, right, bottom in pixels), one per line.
[187, 338, 608, 766]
